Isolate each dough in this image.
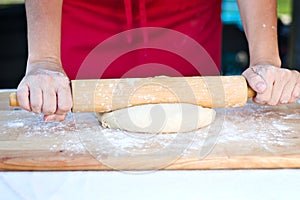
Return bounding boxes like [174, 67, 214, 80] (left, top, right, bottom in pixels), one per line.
[97, 103, 215, 133]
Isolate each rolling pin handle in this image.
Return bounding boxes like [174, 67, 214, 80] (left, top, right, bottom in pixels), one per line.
[9, 92, 19, 107]
[247, 87, 256, 98]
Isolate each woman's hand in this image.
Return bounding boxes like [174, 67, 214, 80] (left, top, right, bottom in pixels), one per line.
[17, 61, 72, 122]
[236, 0, 300, 105]
[242, 65, 300, 105]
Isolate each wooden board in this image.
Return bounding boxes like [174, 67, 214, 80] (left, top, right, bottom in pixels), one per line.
[1, 90, 300, 171]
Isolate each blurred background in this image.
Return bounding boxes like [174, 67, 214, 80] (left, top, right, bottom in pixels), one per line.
[0, 0, 297, 88]
[221, 0, 295, 75]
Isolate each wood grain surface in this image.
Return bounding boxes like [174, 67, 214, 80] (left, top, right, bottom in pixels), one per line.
[71, 76, 252, 112]
[1, 90, 300, 171]
[9, 76, 256, 112]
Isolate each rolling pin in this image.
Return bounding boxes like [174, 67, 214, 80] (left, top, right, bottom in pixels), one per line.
[9, 76, 255, 112]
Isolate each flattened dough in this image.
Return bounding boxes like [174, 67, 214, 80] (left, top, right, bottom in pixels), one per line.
[97, 103, 216, 133]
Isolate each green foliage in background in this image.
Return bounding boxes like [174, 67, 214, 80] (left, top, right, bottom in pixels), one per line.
[278, 0, 292, 16]
[0, 0, 24, 5]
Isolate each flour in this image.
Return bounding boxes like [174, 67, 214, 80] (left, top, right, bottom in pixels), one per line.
[19, 113, 75, 137]
[100, 127, 178, 151]
[272, 122, 291, 131]
[2, 100, 300, 161]
[282, 114, 300, 120]
[214, 102, 300, 150]
[5, 121, 24, 128]
[2, 111, 85, 155]
[49, 138, 86, 156]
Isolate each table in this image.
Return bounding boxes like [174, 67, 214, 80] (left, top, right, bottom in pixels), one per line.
[1, 90, 300, 170]
[1, 89, 300, 199]
[1, 170, 300, 200]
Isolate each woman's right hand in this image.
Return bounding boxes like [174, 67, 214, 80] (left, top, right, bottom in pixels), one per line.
[17, 61, 72, 122]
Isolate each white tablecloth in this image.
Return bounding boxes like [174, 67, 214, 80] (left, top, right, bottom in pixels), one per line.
[1, 170, 300, 200]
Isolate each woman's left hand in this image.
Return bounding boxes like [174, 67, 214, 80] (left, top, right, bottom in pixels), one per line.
[242, 65, 300, 105]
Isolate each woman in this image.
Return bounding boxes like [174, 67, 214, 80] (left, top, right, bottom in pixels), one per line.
[17, 0, 300, 121]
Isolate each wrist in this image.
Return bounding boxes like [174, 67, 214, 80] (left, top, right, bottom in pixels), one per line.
[26, 58, 65, 75]
[249, 57, 281, 68]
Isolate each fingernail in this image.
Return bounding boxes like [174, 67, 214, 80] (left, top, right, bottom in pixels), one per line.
[256, 82, 266, 93]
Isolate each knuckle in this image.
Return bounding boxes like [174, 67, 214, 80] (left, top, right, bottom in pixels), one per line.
[17, 89, 28, 99]
[278, 69, 290, 79]
[266, 68, 275, 76]
[279, 72, 287, 79]
[291, 70, 298, 74]
[43, 75, 53, 83]
[60, 76, 70, 84]
[242, 68, 251, 77]
[30, 73, 61, 85]
[17, 85, 26, 93]
[16, 93, 25, 104]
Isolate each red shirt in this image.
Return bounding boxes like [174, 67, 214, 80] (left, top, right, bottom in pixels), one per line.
[61, 0, 222, 79]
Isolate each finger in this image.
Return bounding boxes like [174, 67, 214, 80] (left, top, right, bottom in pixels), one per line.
[268, 79, 286, 105]
[290, 83, 300, 103]
[42, 89, 57, 115]
[16, 85, 31, 111]
[253, 79, 274, 105]
[279, 80, 295, 104]
[252, 69, 275, 105]
[29, 87, 43, 114]
[44, 114, 67, 122]
[55, 86, 72, 115]
[242, 68, 267, 94]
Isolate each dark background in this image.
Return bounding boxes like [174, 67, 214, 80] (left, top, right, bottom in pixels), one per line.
[0, 4, 27, 89]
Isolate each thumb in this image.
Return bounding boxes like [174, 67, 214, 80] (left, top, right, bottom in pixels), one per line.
[242, 68, 267, 94]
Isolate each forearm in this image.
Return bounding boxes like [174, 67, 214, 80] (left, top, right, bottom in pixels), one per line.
[237, 0, 281, 67]
[25, 0, 63, 72]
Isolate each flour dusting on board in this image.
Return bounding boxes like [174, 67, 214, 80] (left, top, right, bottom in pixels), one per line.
[213, 101, 300, 153]
[66, 101, 300, 162]
[1, 100, 300, 164]
[5, 121, 24, 128]
[99, 127, 180, 152]
[1, 111, 86, 155]
[14, 112, 75, 137]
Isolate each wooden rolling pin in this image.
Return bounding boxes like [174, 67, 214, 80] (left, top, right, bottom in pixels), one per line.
[9, 76, 255, 112]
